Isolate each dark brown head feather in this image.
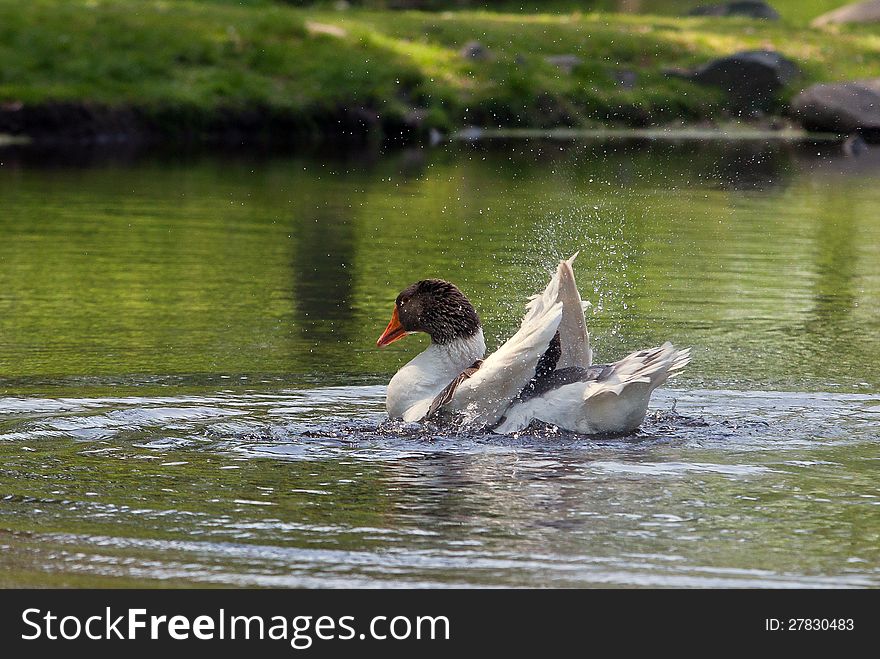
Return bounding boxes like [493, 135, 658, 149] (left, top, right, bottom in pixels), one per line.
[395, 279, 481, 344]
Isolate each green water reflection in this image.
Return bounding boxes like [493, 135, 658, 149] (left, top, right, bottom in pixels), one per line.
[1, 141, 878, 392]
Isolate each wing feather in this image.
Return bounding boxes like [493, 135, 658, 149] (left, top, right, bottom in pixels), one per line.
[451, 300, 563, 427]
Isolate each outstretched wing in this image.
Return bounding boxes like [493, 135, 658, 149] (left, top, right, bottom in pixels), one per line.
[493, 342, 691, 434]
[520, 253, 591, 369]
[447, 254, 592, 427]
[450, 299, 563, 427]
[555, 253, 592, 369]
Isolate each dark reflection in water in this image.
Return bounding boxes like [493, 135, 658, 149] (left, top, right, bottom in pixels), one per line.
[806, 190, 859, 341]
[462, 137, 799, 191]
[706, 142, 793, 191]
[291, 201, 359, 345]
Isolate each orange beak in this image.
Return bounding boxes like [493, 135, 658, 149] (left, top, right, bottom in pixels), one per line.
[377, 307, 407, 347]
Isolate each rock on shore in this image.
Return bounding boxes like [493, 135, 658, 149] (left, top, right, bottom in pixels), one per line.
[812, 0, 880, 26]
[687, 2, 780, 19]
[668, 50, 799, 112]
[791, 80, 880, 143]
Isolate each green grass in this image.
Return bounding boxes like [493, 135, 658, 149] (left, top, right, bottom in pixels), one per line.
[1, 0, 878, 138]
[475, 1, 856, 25]
[224, 1, 868, 26]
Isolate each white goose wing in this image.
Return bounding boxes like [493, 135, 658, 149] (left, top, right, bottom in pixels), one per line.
[449, 253, 589, 427]
[494, 342, 691, 435]
[514, 254, 591, 369]
[449, 299, 562, 427]
[553, 253, 591, 369]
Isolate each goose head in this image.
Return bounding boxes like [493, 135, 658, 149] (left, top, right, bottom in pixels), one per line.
[376, 279, 481, 347]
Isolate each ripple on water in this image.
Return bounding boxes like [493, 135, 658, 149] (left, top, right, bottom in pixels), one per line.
[1, 385, 879, 588]
[1, 386, 878, 455]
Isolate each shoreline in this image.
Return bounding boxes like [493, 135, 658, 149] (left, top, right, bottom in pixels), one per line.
[0, 102, 430, 149]
[450, 125, 844, 142]
[0, 104, 849, 152]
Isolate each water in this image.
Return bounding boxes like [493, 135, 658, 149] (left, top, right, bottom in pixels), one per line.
[1, 139, 879, 587]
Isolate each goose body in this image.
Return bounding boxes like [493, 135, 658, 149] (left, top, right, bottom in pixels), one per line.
[377, 254, 689, 435]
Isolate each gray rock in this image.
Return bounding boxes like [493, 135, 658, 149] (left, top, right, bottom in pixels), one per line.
[791, 80, 880, 143]
[460, 41, 489, 60]
[429, 128, 444, 146]
[842, 133, 870, 157]
[615, 69, 638, 90]
[457, 126, 483, 141]
[669, 50, 799, 111]
[545, 55, 582, 74]
[812, 0, 880, 26]
[688, 2, 780, 19]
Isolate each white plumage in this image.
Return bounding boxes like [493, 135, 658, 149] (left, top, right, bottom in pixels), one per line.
[494, 341, 690, 434]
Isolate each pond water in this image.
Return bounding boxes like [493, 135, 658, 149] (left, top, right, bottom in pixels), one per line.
[0, 138, 878, 587]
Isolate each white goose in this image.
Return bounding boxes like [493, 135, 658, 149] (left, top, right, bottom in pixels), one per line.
[376, 254, 689, 435]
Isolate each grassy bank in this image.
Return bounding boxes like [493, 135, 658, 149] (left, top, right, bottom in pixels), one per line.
[1, 0, 879, 143]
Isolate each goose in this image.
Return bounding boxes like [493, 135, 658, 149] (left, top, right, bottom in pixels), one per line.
[376, 254, 690, 435]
